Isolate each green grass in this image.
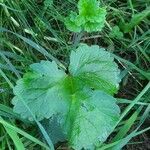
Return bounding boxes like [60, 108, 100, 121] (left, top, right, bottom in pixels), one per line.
[0, 0, 150, 149]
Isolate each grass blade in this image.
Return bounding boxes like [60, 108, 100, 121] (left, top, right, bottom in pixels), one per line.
[0, 27, 66, 70]
[4, 126, 25, 150]
[111, 107, 142, 142]
[0, 118, 49, 149]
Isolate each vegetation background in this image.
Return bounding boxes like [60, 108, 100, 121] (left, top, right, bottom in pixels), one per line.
[0, 0, 150, 149]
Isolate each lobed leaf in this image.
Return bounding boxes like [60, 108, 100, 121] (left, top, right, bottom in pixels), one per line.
[62, 91, 120, 150]
[65, 0, 107, 32]
[12, 61, 68, 121]
[69, 44, 120, 95]
[12, 44, 120, 149]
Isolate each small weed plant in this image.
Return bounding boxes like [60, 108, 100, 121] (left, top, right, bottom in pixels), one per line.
[12, 0, 121, 149]
[0, 0, 149, 150]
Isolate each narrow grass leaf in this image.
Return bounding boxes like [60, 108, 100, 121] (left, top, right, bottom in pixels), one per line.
[120, 7, 150, 33]
[0, 27, 65, 70]
[111, 107, 142, 142]
[0, 68, 14, 88]
[113, 54, 150, 80]
[109, 105, 150, 150]
[0, 118, 49, 149]
[116, 82, 150, 126]
[0, 51, 21, 78]
[4, 126, 25, 150]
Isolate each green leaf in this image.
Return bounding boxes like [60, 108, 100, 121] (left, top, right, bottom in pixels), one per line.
[62, 91, 120, 150]
[69, 44, 120, 95]
[65, 12, 82, 32]
[34, 16, 47, 31]
[120, 7, 150, 33]
[12, 44, 120, 149]
[111, 108, 141, 142]
[109, 26, 123, 39]
[65, 0, 107, 32]
[4, 126, 25, 150]
[12, 61, 68, 121]
[44, 0, 53, 8]
[0, 117, 49, 149]
[42, 116, 67, 144]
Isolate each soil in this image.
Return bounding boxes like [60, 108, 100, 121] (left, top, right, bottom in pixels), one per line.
[124, 132, 150, 150]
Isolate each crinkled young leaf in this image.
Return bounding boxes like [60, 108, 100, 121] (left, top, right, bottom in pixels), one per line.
[12, 61, 68, 121]
[69, 44, 120, 95]
[65, 0, 106, 32]
[65, 12, 82, 32]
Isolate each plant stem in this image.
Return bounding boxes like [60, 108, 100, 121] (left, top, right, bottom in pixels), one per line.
[73, 31, 84, 49]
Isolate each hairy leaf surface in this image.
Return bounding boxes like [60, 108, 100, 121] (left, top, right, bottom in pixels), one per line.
[62, 91, 120, 150]
[69, 44, 120, 94]
[12, 61, 68, 121]
[12, 44, 120, 149]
